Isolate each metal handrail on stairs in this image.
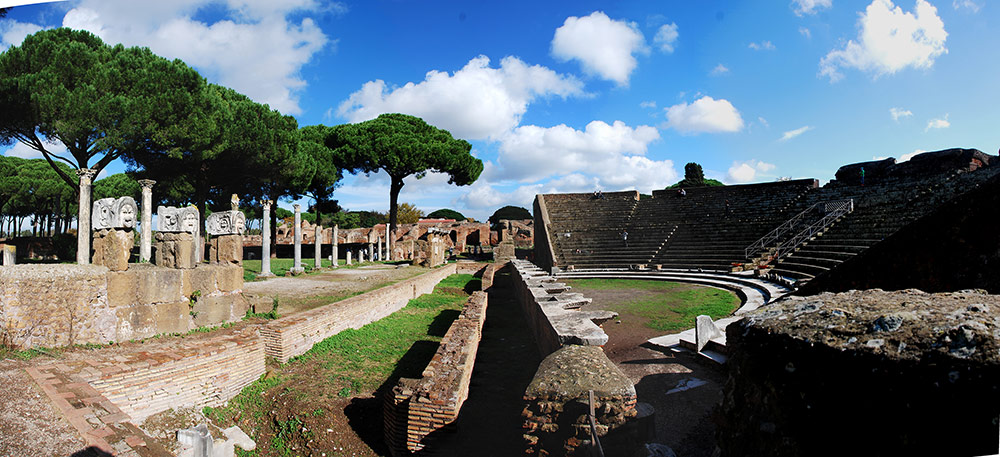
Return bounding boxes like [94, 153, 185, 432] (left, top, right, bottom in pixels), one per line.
[745, 199, 854, 261]
[769, 199, 854, 263]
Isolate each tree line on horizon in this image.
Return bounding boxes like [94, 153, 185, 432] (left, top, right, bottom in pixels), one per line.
[0, 28, 483, 258]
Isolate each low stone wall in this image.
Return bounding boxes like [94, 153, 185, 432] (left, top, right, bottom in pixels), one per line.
[719, 289, 1000, 457]
[522, 345, 641, 456]
[509, 259, 616, 357]
[0, 264, 248, 348]
[385, 291, 488, 455]
[260, 264, 459, 363]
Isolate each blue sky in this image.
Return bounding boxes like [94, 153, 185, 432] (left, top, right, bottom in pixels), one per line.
[1, 0, 996, 222]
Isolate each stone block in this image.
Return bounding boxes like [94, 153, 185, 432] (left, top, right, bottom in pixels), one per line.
[158, 206, 199, 233]
[116, 303, 156, 342]
[206, 211, 246, 236]
[156, 232, 195, 269]
[186, 266, 219, 297]
[154, 301, 191, 335]
[695, 315, 723, 352]
[93, 229, 134, 271]
[210, 234, 243, 265]
[93, 197, 138, 230]
[1, 244, 14, 265]
[136, 266, 184, 304]
[217, 265, 243, 292]
[192, 294, 239, 327]
[107, 271, 139, 308]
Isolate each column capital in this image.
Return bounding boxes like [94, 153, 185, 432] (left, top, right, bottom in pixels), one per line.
[261, 199, 273, 209]
[293, 203, 301, 211]
[76, 168, 97, 180]
[137, 179, 156, 189]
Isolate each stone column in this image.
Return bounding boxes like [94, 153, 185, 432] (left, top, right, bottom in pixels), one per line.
[260, 200, 273, 277]
[314, 224, 322, 269]
[138, 179, 155, 263]
[76, 168, 97, 264]
[332, 225, 338, 268]
[386, 223, 391, 261]
[346, 250, 352, 265]
[368, 242, 374, 263]
[377, 237, 383, 261]
[292, 204, 303, 273]
[358, 248, 365, 263]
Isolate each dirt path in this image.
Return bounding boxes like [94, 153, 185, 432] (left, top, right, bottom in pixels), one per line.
[572, 282, 727, 457]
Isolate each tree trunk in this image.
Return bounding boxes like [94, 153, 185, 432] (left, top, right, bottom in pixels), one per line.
[388, 176, 404, 258]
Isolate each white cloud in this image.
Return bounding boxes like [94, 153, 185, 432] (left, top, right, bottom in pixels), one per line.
[925, 114, 950, 130]
[640, 100, 657, 109]
[337, 55, 584, 141]
[890, 107, 913, 121]
[726, 160, 776, 184]
[2, 140, 68, 160]
[490, 120, 662, 183]
[653, 22, 679, 53]
[710, 63, 730, 76]
[779, 125, 813, 141]
[900, 149, 925, 161]
[953, 0, 981, 12]
[792, 0, 833, 16]
[663, 96, 744, 134]
[748, 40, 775, 51]
[819, 0, 947, 82]
[758, 117, 770, 128]
[0, 19, 43, 51]
[800, 27, 812, 39]
[551, 11, 648, 85]
[60, 0, 330, 115]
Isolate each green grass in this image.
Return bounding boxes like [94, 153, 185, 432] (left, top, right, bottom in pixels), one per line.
[242, 258, 340, 281]
[204, 273, 479, 454]
[566, 278, 740, 332]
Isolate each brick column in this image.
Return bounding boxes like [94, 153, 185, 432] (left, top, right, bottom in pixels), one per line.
[76, 168, 97, 264]
[137, 179, 155, 263]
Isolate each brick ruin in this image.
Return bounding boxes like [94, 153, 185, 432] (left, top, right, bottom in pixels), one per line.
[243, 218, 534, 261]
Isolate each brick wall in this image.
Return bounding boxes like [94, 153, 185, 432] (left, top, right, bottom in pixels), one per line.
[260, 264, 459, 363]
[80, 326, 264, 423]
[0, 264, 248, 348]
[385, 291, 488, 455]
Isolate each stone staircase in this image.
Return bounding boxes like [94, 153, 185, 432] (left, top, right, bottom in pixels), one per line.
[769, 166, 1000, 284]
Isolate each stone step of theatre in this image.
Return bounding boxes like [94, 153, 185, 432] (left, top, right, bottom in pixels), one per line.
[536, 149, 1000, 286]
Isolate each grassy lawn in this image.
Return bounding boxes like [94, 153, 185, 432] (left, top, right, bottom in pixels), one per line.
[243, 258, 347, 281]
[566, 278, 740, 332]
[204, 273, 480, 456]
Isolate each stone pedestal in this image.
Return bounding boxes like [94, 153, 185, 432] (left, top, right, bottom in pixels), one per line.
[346, 251, 352, 265]
[155, 232, 195, 269]
[92, 229, 134, 271]
[210, 234, 243, 266]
